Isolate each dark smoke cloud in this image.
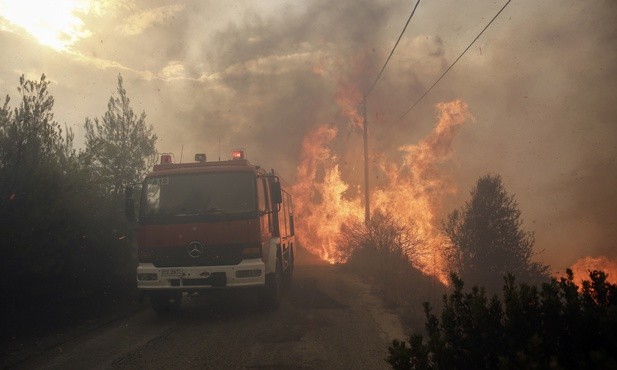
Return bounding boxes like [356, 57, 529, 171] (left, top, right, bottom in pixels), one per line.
[141, 0, 403, 178]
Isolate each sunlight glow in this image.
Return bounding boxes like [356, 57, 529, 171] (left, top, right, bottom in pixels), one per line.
[0, 0, 92, 51]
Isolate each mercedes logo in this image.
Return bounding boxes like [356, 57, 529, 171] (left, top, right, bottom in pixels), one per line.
[187, 241, 205, 258]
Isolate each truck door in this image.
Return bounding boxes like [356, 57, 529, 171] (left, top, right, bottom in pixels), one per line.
[257, 176, 272, 238]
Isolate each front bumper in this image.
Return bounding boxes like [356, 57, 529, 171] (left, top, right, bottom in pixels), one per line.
[136, 259, 265, 291]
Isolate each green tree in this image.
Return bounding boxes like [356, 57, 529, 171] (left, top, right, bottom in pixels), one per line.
[443, 174, 549, 292]
[0, 75, 138, 343]
[84, 74, 157, 195]
[0, 74, 74, 175]
[0, 74, 77, 279]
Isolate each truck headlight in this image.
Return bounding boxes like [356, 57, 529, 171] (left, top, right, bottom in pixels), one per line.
[137, 273, 158, 281]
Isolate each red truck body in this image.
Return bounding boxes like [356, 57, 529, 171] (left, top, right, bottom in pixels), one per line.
[129, 152, 295, 313]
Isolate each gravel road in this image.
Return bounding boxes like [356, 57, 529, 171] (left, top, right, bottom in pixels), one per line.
[6, 249, 404, 369]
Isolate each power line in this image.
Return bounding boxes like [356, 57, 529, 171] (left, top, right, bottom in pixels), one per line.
[377, 0, 512, 137]
[362, 0, 421, 223]
[365, 0, 421, 99]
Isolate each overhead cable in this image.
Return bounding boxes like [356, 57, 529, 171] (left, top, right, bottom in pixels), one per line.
[365, 0, 422, 99]
[378, 0, 512, 136]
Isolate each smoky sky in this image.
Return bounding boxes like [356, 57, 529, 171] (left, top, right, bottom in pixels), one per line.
[0, 0, 615, 271]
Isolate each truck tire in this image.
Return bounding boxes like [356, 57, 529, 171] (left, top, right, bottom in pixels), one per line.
[150, 291, 182, 314]
[262, 258, 282, 310]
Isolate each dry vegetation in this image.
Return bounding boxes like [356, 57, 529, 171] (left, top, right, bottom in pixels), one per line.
[340, 211, 447, 332]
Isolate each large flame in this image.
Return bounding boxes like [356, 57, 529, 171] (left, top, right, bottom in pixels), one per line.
[372, 100, 470, 282]
[292, 86, 471, 283]
[568, 256, 617, 286]
[292, 125, 364, 263]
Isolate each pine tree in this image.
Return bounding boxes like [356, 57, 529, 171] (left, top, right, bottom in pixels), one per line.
[0, 74, 77, 279]
[83, 74, 157, 195]
[443, 174, 549, 292]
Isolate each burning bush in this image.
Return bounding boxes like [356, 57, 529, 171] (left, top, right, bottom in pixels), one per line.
[339, 211, 420, 262]
[292, 99, 472, 285]
[387, 269, 617, 369]
[340, 211, 441, 328]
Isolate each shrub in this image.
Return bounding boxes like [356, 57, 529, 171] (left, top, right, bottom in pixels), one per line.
[387, 269, 617, 369]
[340, 211, 443, 330]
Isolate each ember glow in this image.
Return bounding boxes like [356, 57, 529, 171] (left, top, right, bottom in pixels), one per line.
[292, 88, 471, 283]
[567, 256, 617, 286]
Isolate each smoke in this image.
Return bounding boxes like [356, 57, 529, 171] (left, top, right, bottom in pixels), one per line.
[140, 0, 401, 178]
[1, 0, 616, 271]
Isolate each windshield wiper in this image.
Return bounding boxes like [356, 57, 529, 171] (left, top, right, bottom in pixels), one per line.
[173, 207, 228, 216]
[203, 207, 227, 214]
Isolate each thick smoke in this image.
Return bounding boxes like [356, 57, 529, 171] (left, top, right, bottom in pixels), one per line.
[1, 0, 615, 271]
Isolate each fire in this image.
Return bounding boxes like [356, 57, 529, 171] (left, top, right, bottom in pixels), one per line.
[292, 84, 471, 284]
[372, 100, 470, 282]
[567, 256, 617, 286]
[292, 125, 364, 263]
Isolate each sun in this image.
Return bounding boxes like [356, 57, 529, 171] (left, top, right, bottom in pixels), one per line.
[0, 0, 92, 51]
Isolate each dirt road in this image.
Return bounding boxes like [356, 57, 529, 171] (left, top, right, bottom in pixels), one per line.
[6, 249, 404, 369]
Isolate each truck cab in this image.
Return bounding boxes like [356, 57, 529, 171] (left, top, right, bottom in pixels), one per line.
[127, 151, 295, 313]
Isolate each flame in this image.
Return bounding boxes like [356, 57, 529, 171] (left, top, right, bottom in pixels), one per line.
[567, 256, 617, 286]
[292, 82, 471, 284]
[333, 81, 363, 130]
[372, 100, 470, 283]
[292, 125, 364, 263]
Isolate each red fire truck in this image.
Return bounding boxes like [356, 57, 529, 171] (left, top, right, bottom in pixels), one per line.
[126, 150, 295, 313]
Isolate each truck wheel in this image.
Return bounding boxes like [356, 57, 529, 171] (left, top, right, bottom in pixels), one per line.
[283, 248, 294, 288]
[150, 292, 182, 314]
[263, 259, 282, 310]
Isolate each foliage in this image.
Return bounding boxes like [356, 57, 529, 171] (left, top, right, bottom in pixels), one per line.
[386, 270, 617, 370]
[0, 75, 139, 344]
[443, 174, 549, 293]
[339, 210, 420, 262]
[0, 74, 78, 279]
[83, 74, 157, 195]
[341, 211, 442, 329]
[0, 75, 75, 168]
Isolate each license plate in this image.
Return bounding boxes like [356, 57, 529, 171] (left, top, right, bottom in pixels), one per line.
[161, 268, 183, 277]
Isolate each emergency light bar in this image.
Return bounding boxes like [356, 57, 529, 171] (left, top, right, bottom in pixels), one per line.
[231, 149, 246, 160]
[160, 154, 173, 164]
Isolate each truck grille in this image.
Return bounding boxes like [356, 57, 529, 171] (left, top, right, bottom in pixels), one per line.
[150, 245, 244, 267]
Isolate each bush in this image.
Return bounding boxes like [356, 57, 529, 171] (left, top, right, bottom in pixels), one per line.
[340, 212, 444, 331]
[387, 270, 617, 369]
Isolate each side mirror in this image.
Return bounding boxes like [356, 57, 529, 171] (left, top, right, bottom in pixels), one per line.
[125, 185, 136, 222]
[271, 181, 282, 205]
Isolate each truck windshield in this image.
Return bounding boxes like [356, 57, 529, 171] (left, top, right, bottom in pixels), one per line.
[140, 172, 256, 222]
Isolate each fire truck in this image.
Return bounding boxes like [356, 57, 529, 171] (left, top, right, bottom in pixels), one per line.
[125, 150, 295, 313]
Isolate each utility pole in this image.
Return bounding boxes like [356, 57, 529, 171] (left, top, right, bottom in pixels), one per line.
[363, 94, 370, 225]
